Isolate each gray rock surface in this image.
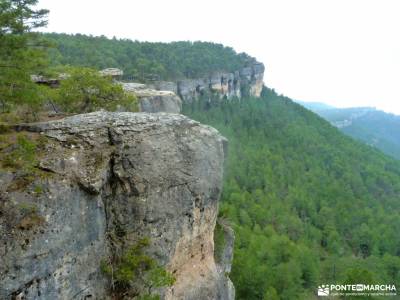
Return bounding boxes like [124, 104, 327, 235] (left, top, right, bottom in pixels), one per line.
[148, 81, 178, 95]
[121, 82, 182, 114]
[0, 112, 232, 299]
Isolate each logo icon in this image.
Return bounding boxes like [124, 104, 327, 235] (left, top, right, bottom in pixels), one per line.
[318, 285, 330, 296]
[356, 284, 364, 291]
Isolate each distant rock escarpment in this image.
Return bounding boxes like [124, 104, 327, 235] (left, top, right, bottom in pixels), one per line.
[150, 62, 265, 102]
[0, 112, 233, 299]
[123, 62, 265, 111]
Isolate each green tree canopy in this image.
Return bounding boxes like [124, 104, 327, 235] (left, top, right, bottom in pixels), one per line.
[0, 0, 49, 114]
[43, 33, 256, 81]
[184, 90, 400, 299]
[50, 66, 137, 113]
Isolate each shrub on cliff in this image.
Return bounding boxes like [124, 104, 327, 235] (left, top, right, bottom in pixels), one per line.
[101, 237, 175, 299]
[49, 66, 138, 113]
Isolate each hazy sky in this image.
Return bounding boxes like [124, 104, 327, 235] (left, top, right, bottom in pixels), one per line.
[37, 0, 400, 114]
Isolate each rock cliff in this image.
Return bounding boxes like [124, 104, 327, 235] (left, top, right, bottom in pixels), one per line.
[0, 112, 233, 299]
[120, 61, 265, 110]
[149, 62, 265, 102]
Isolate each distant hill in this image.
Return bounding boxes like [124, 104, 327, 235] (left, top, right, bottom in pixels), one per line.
[298, 102, 400, 160]
[295, 100, 335, 111]
[43, 33, 256, 81]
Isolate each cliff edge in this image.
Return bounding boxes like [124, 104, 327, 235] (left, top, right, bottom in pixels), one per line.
[149, 62, 265, 102]
[0, 112, 233, 299]
[122, 61, 265, 110]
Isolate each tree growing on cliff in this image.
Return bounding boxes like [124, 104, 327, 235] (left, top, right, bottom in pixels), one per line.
[50, 67, 138, 113]
[100, 237, 175, 299]
[0, 0, 49, 115]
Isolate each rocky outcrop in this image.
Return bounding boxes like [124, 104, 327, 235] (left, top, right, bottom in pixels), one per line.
[122, 82, 182, 114]
[149, 62, 265, 102]
[0, 112, 232, 299]
[214, 220, 235, 300]
[116, 61, 265, 111]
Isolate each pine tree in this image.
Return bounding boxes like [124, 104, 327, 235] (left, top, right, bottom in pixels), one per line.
[0, 0, 49, 115]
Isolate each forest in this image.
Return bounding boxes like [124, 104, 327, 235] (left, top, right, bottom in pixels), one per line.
[183, 90, 400, 299]
[314, 107, 400, 160]
[43, 33, 256, 81]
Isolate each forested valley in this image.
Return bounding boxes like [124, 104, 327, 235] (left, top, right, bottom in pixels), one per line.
[184, 90, 400, 299]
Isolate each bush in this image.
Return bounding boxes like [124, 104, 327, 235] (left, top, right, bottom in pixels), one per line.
[51, 66, 138, 113]
[101, 237, 175, 298]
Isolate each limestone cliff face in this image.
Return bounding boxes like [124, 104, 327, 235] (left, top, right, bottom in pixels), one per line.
[0, 112, 233, 299]
[121, 82, 182, 114]
[149, 62, 265, 102]
[120, 62, 264, 111]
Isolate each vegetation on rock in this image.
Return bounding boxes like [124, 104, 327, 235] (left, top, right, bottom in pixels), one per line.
[0, 131, 50, 192]
[101, 237, 175, 299]
[214, 220, 227, 264]
[47, 66, 138, 113]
